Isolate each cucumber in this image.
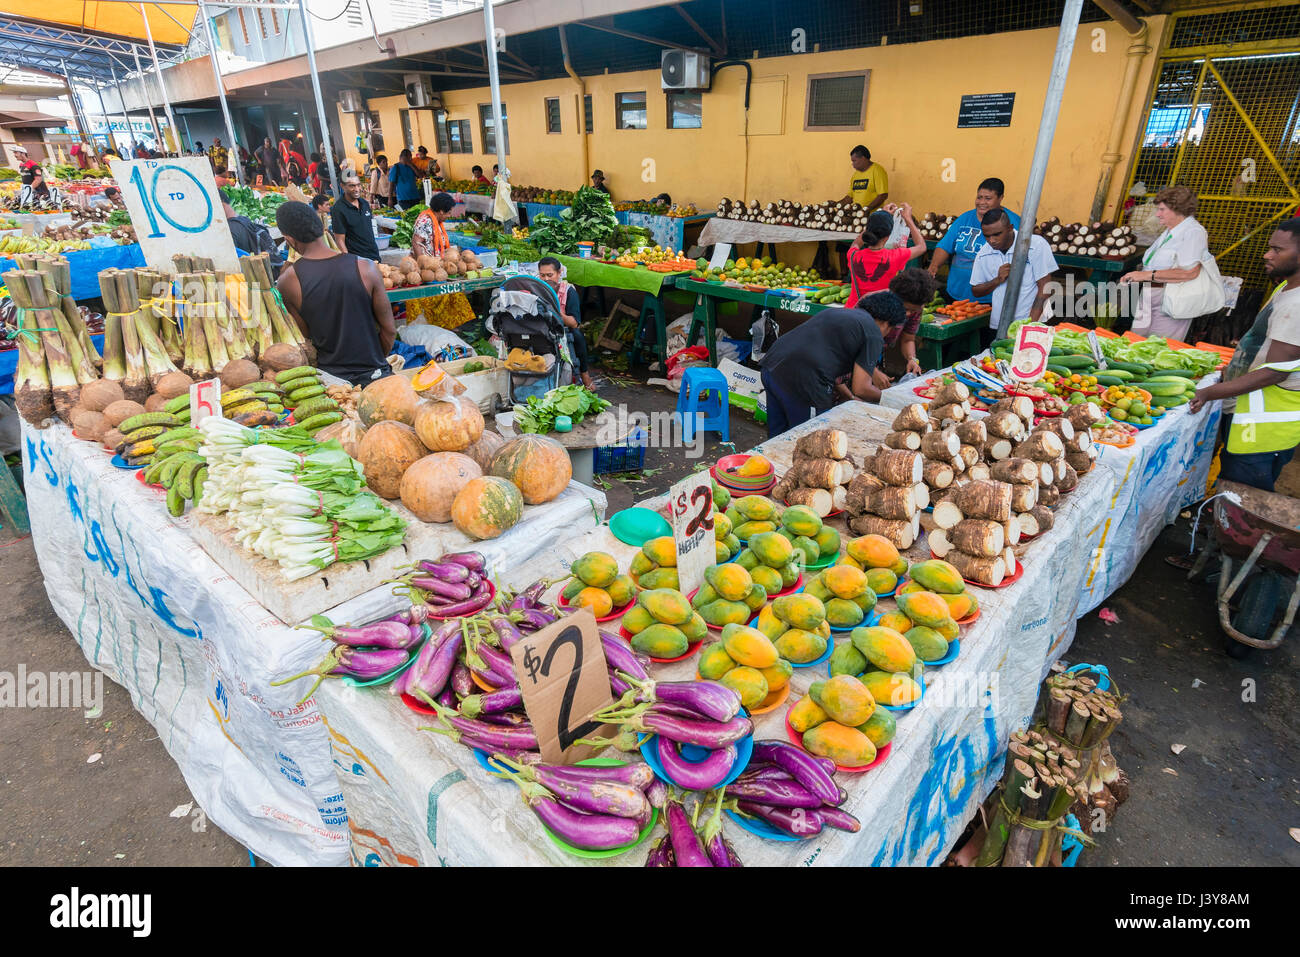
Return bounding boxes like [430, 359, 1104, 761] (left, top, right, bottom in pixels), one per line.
[1099, 368, 1133, 380]
[1046, 364, 1071, 377]
[990, 338, 1014, 351]
[1093, 374, 1126, 387]
[1160, 393, 1192, 407]
[1148, 368, 1197, 379]
[1133, 380, 1190, 397]
[1106, 361, 1151, 377]
[1052, 355, 1097, 369]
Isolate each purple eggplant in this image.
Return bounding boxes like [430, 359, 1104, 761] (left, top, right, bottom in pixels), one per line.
[476, 710, 529, 727]
[735, 765, 794, 784]
[450, 661, 475, 698]
[644, 834, 674, 867]
[623, 710, 752, 750]
[518, 763, 650, 821]
[474, 640, 518, 685]
[700, 790, 743, 867]
[442, 551, 486, 573]
[425, 700, 538, 750]
[812, 756, 837, 776]
[600, 632, 650, 681]
[645, 779, 668, 810]
[386, 604, 430, 626]
[411, 576, 473, 601]
[435, 686, 457, 709]
[724, 777, 823, 809]
[405, 625, 464, 700]
[511, 607, 556, 632]
[737, 801, 823, 838]
[658, 736, 737, 791]
[273, 645, 408, 703]
[426, 590, 493, 619]
[464, 571, 482, 589]
[303, 617, 420, 650]
[818, 806, 861, 833]
[610, 676, 741, 723]
[459, 686, 524, 718]
[532, 795, 638, 850]
[518, 578, 553, 608]
[488, 614, 526, 651]
[417, 559, 471, 582]
[524, 762, 655, 789]
[609, 670, 632, 696]
[666, 801, 712, 867]
[751, 740, 839, 806]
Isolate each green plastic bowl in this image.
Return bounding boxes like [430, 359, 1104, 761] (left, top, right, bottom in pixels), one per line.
[609, 507, 672, 547]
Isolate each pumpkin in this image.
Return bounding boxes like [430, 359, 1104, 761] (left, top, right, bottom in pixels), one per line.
[357, 374, 419, 427]
[462, 429, 508, 472]
[489, 434, 572, 504]
[451, 476, 523, 540]
[356, 421, 428, 499]
[413, 398, 484, 452]
[315, 418, 366, 458]
[400, 452, 482, 523]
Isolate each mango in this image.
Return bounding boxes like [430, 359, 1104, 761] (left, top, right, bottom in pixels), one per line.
[804, 576, 834, 603]
[858, 708, 897, 748]
[825, 597, 865, 629]
[720, 666, 769, 709]
[691, 581, 720, 609]
[788, 694, 829, 733]
[782, 504, 823, 538]
[631, 623, 689, 658]
[865, 567, 899, 595]
[860, 670, 923, 707]
[760, 657, 793, 692]
[699, 598, 752, 628]
[735, 520, 778, 540]
[753, 604, 786, 642]
[621, 604, 655, 635]
[721, 623, 779, 668]
[829, 640, 868, 677]
[560, 577, 585, 602]
[803, 722, 877, 767]
[637, 567, 680, 591]
[774, 628, 827, 664]
[574, 586, 614, 617]
[750, 563, 783, 595]
[904, 626, 949, 662]
[706, 563, 753, 602]
[680, 611, 709, 642]
[823, 564, 869, 599]
[742, 582, 768, 612]
[641, 536, 678, 568]
[820, 674, 875, 725]
[908, 559, 965, 594]
[572, 551, 619, 588]
[639, 588, 693, 626]
[606, 575, 636, 608]
[851, 625, 917, 673]
[814, 526, 841, 560]
[749, 530, 794, 567]
[629, 551, 655, 577]
[773, 593, 826, 630]
[846, 533, 900, 569]
[733, 494, 778, 522]
[778, 561, 801, 589]
[697, 642, 737, 680]
[877, 610, 912, 633]
[791, 535, 821, 566]
[712, 511, 734, 540]
[896, 591, 952, 629]
[736, 549, 760, 572]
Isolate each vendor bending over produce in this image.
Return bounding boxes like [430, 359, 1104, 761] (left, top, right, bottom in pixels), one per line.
[537, 256, 595, 390]
[275, 200, 396, 386]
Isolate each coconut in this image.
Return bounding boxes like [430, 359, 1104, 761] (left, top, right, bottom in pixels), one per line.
[427, 258, 444, 272]
[79, 379, 125, 412]
[433, 268, 449, 282]
[416, 254, 436, 270]
[220, 358, 262, 389]
[101, 428, 125, 451]
[444, 259, 462, 276]
[155, 370, 195, 400]
[260, 342, 307, 373]
[103, 399, 146, 428]
[398, 256, 418, 273]
[383, 277, 395, 289]
[145, 393, 170, 413]
[420, 269, 438, 283]
[404, 271, 422, 286]
[72, 408, 108, 441]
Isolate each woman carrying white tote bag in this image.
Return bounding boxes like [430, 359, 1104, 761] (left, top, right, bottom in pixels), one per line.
[1121, 185, 1223, 339]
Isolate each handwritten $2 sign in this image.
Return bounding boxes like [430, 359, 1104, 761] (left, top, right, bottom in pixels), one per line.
[1008, 323, 1055, 383]
[667, 472, 715, 596]
[509, 609, 614, 764]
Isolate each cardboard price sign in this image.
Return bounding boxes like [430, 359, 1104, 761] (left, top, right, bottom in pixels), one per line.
[1086, 329, 1107, 369]
[189, 378, 222, 427]
[509, 609, 614, 764]
[1009, 323, 1055, 382]
[667, 473, 715, 596]
[106, 157, 239, 273]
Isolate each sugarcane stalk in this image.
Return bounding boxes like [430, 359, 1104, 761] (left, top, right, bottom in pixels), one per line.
[199, 274, 231, 372]
[114, 270, 149, 403]
[22, 271, 80, 422]
[1064, 701, 1090, 745]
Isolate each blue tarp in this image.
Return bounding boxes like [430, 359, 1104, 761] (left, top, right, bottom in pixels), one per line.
[0, 333, 106, 396]
[0, 244, 145, 301]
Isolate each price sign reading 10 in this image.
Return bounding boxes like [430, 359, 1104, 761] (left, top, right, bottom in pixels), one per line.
[128, 162, 215, 238]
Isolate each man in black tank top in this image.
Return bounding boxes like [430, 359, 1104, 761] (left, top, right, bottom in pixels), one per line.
[275, 201, 396, 386]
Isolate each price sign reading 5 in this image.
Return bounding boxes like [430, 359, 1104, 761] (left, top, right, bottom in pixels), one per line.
[190, 379, 222, 427]
[1010, 323, 1054, 382]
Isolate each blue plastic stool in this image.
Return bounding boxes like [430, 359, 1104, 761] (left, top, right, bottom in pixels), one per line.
[677, 367, 730, 444]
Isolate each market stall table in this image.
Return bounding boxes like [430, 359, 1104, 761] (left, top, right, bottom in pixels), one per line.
[20, 419, 609, 866]
[383, 273, 506, 303]
[502, 408, 634, 486]
[0, 242, 144, 300]
[615, 211, 714, 252]
[317, 400, 1116, 865]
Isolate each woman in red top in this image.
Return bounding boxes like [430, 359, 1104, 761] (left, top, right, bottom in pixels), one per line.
[845, 203, 926, 307]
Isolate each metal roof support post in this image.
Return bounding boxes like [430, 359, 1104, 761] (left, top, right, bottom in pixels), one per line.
[996, 0, 1086, 338]
[483, 0, 509, 184]
[92, 82, 120, 154]
[108, 60, 137, 155]
[197, 0, 244, 185]
[131, 43, 164, 153]
[298, 0, 338, 194]
[59, 59, 92, 144]
[141, 2, 182, 154]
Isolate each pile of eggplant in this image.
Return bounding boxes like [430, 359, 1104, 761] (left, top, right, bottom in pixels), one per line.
[721, 740, 861, 838]
[646, 789, 743, 867]
[394, 551, 495, 618]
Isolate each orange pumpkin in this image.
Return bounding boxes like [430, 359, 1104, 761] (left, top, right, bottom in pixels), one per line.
[400, 452, 482, 523]
[489, 434, 573, 504]
[413, 398, 485, 452]
[357, 375, 419, 427]
[451, 476, 524, 540]
[462, 429, 508, 472]
[357, 421, 427, 499]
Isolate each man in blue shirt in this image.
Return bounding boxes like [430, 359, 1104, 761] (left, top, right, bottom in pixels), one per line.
[388, 149, 421, 210]
[929, 178, 1020, 303]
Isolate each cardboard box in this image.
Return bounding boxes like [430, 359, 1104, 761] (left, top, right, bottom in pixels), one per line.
[718, 357, 766, 415]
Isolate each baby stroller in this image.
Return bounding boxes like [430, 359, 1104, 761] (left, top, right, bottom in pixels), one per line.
[486, 275, 574, 402]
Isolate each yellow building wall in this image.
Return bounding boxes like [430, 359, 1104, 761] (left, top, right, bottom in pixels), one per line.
[339, 18, 1164, 223]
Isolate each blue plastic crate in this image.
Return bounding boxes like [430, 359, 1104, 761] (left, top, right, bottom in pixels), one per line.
[594, 428, 648, 474]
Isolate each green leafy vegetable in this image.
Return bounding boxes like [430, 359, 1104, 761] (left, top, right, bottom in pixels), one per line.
[513, 385, 611, 434]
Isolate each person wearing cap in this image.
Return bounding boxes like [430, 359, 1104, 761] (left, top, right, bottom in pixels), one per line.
[20, 167, 55, 206]
[330, 173, 380, 262]
[13, 146, 38, 185]
[590, 170, 610, 196]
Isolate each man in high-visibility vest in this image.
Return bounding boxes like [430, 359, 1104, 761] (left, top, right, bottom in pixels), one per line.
[1189, 218, 1300, 491]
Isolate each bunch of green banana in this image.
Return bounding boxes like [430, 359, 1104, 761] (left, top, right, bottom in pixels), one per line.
[274, 366, 344, 435]
[114, 412, 185, 466]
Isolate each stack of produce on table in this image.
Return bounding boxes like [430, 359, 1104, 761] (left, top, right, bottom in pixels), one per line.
[377, 247, 490, 288]
[272, 366, 343, 435]
[994, 323, 1225, 381]
[325, 382, 361, 418]
[686, 255, 823, 287]
[843, 448, 925, 549]
[719, 740, 860, 841]
[222, 185, 288, 225]
[771, 505, 840, 566]
[918, 211, 956, 241]
[527, 186, 619, 255]
[751, 592, 833, 665]
[711, 508, 743, 562]
[388, 204, 425, 248]
[629, 535, 681, 589]
[933, 299, 992, 321]
[613, 200, 699, 217]
[835, 532, 909, 578]
[720, 489, 780, 539]
[928, 479, 1026, 584]
[512, 185, 575, 204]
[457, 220, 544, 263]
[802, 563, 879, 630]
[771, 429, 854, 516]
[715, 197, 872, 234]
[1037, 218, 1138, 258]
[391, 552, 497, 619]
[691, 562, 768, 629]
[441, 178, 495, 196]
[197, 416, 407, 578]
[646, 790, 743, 866]
[620, 586, 708, 658]
[697, 623, 791, 707]
[1039, 666, 1128, 830]
[788, 672, 913, 768]
[887, 400, 989, 489]
[1101, 376, 1198, 422]
[733, 529, 804, 596]
[511, 384, 609, 434]
[559, 551, 637, 617]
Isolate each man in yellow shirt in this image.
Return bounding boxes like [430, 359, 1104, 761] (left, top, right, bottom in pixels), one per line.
[843, 145, 888, 212]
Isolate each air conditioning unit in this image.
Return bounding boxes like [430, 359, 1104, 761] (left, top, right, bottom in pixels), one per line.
[339, 89, 365, 113]
[404, 73, 433, 108]
[661, 49, 710, 91]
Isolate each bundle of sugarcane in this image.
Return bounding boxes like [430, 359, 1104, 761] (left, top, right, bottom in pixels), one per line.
[174, 271, 225, 377]
[18, 253, 101, 380]
[135, 268, 184, 365]
[5, 268, 78, 424]
[209, 271, 253, 365]
[974, 728, 1091, 867]
[1041, 665, 1127, 828]
[242, 253, 314, 362]
[173, 254, 214, 273]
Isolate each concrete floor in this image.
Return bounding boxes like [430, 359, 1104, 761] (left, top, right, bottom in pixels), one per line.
[1, 376, 1296, 866]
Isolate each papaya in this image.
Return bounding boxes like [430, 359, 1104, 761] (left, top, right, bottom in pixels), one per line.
[720, 666, 769, 709]
[753, 604, 786, 642]
[706, 563, 753, 602]
[788, 694, 829, 733]
[935, 616, 960, 641]
[735, 520, 778, 540]
[836, 554, 864, 570]
[736, 549, 760, 572]
[560, 578, 585, 602]
[680, 611, 709, 642]
[721, 623, 779, 668]
[850, 589, 878, 614]
[791, 535, 820, 566]
[631, 623, 689, 658]
[829, 640, 868, 677]
[621, 604, 655, 635]
[907, 559, 965, 594]
[606, 575, 636, 608]
[896, 591, 952, 629]
[712, 511, 734, 540]
[749, 563, 783, 595]
[889, 556, 909, 577]
[778, 561, 801, 589]
[723, 533, 741, 554]
[724, 505, 743, 529]
[825, 597, 865, 629]
[742, 582, 768, 612]
[850, 625, 917, 673]
[904, 625, 949, 662]
[713, 482, 731, 511]
[808, 679, 827, 707]
[639, 588, 693, 626]
[629, 551, 655, 577]
[858, 708, 897, 748]
[572, 551, 619, 588]
[760, 658, 793, 692]
[733, 494, 778, 522]
[803, 722, 877, 767]
[749, 530, 794, 568]
[699, 598, 752, 628]
[897, 580, 926, 596]
[781, 504, 822, 538]
[860, 670, 923, 707]
[637, 567, 681, 591]
[820, 674, 875, 725]
[814, 526, 841, 560]
[775, 527, 794, 542]
[772, 593, 826, 630]
[846, 533, 900, 569]
[697, 642, 737, 680]
[715, 540, 732, 564]
[877, 610, 912, 633]
[691, 581, 720, 609]
[823, 564, 869, 600]
[804, 575, 834, 603]
[816, 619, 832, 639]
[941, 591, 978, 619]
[774, 628, 827, 664]
[864, 567, 899, 595]
[574, 587, 614, 617]
[641, 536, 678, 568]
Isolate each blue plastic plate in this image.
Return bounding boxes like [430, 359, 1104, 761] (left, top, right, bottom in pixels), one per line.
[788, 633, 837, 669]
[111, 454, 143, 470]
[640, 718, 753, 789]
[340, 621, 430, 687]
[922, 638, 960, 667]
[724, 808, 803, 842]
[879, 670, 926, 713]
